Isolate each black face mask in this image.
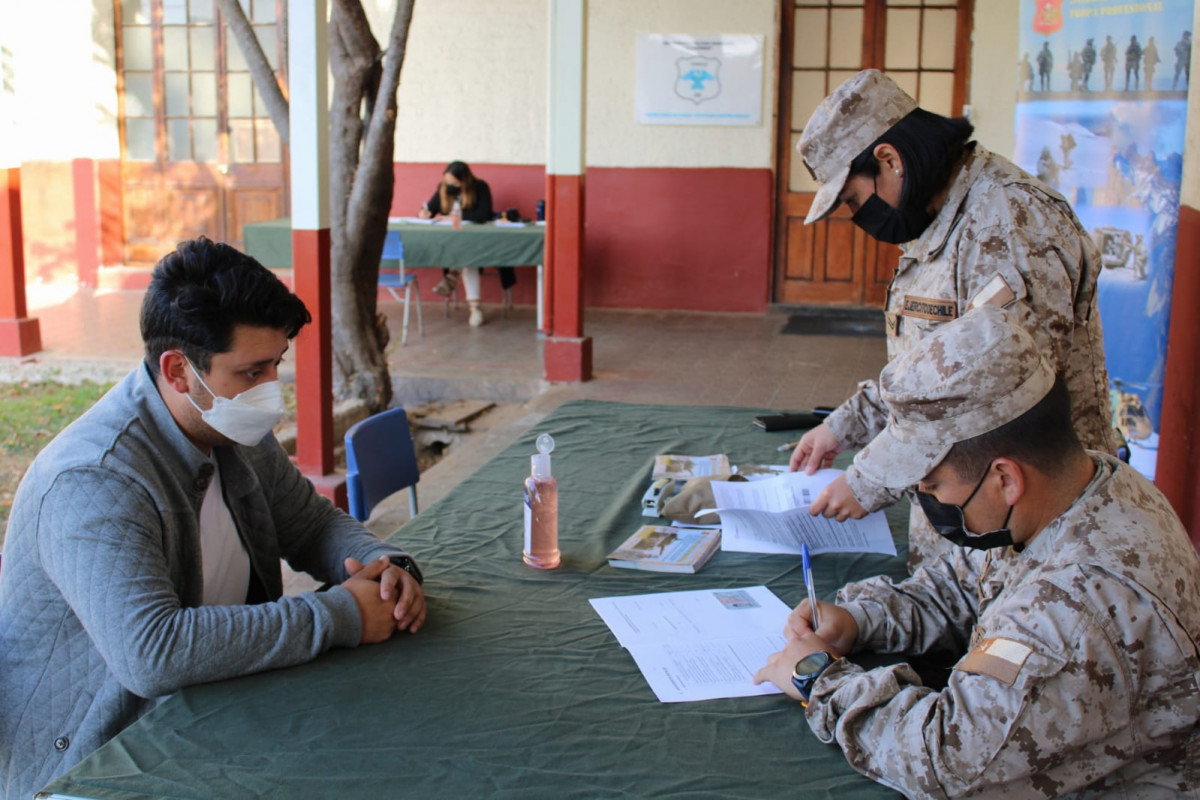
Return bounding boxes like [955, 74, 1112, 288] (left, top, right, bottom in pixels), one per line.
[915, 466, 1015, 551]
[445, 184, 462, 198]
[850, 177, 933, 244]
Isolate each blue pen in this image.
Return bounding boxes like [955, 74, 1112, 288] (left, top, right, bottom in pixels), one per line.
[802, 542, 821, 630]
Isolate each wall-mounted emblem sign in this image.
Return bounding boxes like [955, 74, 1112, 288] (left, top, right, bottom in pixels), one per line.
[635, 34, 763, 126]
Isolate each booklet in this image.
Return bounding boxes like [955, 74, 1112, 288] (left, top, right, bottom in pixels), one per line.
[651, 454, 731, 480]
[708, 468, 897, 556]
[589, 585, 790, 702]
[606, 525, 721, 573]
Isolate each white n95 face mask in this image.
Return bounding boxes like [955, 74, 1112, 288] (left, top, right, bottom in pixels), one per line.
[186, 359, 286, 446]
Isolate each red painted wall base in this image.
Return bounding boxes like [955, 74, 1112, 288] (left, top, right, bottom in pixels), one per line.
[544, 336, 593, 382]
[0, 317, 42, 356]
[1157, 203, 1200, 550]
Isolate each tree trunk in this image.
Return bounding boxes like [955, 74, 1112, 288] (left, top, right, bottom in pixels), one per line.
[213, 0, 289, 147]
[328, 0, 415, 412]
[223, 0, 415, 414]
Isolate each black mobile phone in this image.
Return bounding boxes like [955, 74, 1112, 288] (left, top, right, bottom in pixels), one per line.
[752, 407, 834, 432]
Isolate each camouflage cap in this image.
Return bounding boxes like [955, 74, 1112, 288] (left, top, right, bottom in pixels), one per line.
[853, 305, 1056, 490]
[798, 70, 917, 225]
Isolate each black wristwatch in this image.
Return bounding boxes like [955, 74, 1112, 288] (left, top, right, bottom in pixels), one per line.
[388, 555, 424, 586]
[791, 650, 835, 705]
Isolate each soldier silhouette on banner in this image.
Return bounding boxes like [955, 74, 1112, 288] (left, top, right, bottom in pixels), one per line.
[1081, 38, 1096, 91]
[1102, 35, 1118, 90]
[1174, 31, 1192, 89]
[1125, 35, 1143, 91]
[1143, 36, 1160, 91]
[1037, 42, 1054, 91]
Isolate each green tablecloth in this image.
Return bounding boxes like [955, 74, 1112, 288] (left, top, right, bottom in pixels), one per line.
[43, 401, 908, 800]
[243, 217, 545, 270]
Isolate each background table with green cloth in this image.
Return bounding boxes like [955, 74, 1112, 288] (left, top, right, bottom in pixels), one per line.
[243, 217, 545, 269]
[43, 401, 910, 800]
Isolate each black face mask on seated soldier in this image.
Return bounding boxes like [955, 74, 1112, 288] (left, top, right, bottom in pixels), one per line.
[445, 184, 462, 197]
[850, 176, 933, 244]
[915, 464, 1015, 551]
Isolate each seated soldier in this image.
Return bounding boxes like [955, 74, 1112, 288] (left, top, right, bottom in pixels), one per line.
[755, 305, 1200, 796]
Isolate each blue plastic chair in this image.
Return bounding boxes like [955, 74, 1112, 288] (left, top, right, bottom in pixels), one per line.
[379, 231, 423, 346]
[344, 407, 420, 522]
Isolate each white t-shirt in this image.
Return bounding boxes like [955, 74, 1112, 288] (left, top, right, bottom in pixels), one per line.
[198, 460, 251, 606]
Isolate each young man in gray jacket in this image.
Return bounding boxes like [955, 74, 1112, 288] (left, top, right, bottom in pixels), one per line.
[0, 237, 426, 798]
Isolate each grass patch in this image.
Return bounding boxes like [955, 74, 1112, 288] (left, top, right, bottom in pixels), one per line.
[0, 381, 115, 538]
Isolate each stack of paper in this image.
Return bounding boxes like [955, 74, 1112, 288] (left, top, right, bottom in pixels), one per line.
[590, 586, 790, 702]
[708, 469, 896, 556]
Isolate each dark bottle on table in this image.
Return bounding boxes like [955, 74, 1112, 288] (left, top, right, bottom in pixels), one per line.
[536, 199, 545, 221]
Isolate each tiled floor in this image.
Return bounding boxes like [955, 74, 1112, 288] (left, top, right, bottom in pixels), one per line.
[9, 286, 888, 552]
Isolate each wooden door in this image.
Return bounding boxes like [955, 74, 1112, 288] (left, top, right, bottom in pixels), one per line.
[117, 0, 287, 265]
[775, 0, 973, 307]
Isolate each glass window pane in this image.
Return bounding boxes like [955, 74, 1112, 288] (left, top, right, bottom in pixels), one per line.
[254, 25, 278, 70]
[168, 118, 191, 161]
[238, 0, 250, 13]
[190, 0, 214, 24]
[165, 73, 189, 116]
[163, 27, 189, 71]
[831, 0, 864, 5]
[123, 26, 153, 71]
[793, 9, 828, 69]
[124, 72, 155, 116]
[253, 0, 276, 24]
[885, 9, 921, 70]
[227, 35, 248, 71]
[125, 118, 156, 160]
[252, 83, 266, 117]
[122, 0, 150, 24]
[228, 72, 253, 117]
[919, 71, 955, 116]
[792, 71, 828, 130]
[193, 119, 218, 162]
[829, 8, 863, 70]
[256, 120, 280, 163]
[888, 70, 919, 101]
[925, 0, 958, 5]
[191, 27, 215, 71]
[192, 72, 216, 116]
[230, 119, 255, 163]
[163, 0, 188, 24]
[921, 9, 958, 70]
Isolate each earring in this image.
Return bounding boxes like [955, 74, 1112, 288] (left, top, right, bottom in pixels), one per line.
[894, 169, 902, 176]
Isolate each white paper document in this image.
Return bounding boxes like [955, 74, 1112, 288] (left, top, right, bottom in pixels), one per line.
[710, 469, 897, 556]
[589, 585, 790, 702]
[388, 216, 434, 224]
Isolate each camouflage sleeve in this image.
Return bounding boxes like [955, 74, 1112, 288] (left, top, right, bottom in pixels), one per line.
[806, 575, 1161, 798]
[822, 379, 888, 451]
[958, 184, 1079, 380]
[835, 549, 983, 656]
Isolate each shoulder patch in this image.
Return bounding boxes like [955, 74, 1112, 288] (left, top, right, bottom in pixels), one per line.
[967, 274, 1017, 311]
[900, 295, 957, 322]
[956, 636, 1033, 686]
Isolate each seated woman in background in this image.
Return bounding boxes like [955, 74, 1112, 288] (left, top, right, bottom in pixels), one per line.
[417, 160, 515, 327]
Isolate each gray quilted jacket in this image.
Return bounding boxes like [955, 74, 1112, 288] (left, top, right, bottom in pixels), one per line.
[0, 363, 411, 798]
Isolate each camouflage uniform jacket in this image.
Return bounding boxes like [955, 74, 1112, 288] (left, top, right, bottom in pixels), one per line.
[805, 455, 1200, 798]
[823, 145, 1116, 566]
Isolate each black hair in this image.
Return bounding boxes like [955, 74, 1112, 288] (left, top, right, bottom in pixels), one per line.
[140, 236, 311, 377]
[848, 107, 975, 214]
[941, 376, 1083, 481]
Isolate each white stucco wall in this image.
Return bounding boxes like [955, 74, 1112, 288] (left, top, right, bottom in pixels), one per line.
[387, 0, 777, 169]
[966, 0, 1019, 160]
[584, 0, 777, 169]
[4, 0, 119, 162]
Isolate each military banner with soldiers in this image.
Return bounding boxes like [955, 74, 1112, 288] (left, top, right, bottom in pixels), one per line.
[1014, 0, 1194, 480]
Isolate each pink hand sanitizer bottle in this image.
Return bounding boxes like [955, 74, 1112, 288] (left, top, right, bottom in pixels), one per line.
[523, 433, 560, 569]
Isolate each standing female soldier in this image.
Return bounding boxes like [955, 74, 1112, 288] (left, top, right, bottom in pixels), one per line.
[789, 70, 1116, 570]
